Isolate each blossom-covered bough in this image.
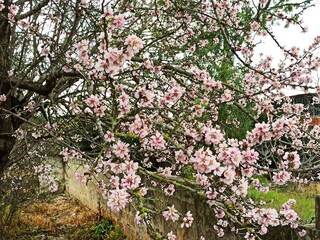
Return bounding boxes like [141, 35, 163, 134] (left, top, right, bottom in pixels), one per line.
[1, 0, 320, 239]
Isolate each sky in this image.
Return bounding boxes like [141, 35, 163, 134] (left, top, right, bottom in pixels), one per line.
[253, 0, 320, 96]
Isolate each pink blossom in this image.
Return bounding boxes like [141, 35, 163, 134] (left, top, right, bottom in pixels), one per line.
[163, 205, 179, 222]
[298, 229, 307, 237]
[189, 45, 196, 53]
[121, 173, 141, 190]
[181, 211, 194, 228]
[95, 59, 109, 72]
[139, 187, 148, 196]
[110, 163, 123, 174]
[214, 225, 225, 237]
[8, 5, 18, 15]
[110, 176, 120, 188]
[218, 146, 243, 167]
[41, 47, 50, 57]
[168, 86, 184, 102]
[85, 95, 101, 108]
[13, 129, 26, 140]
[94, 105, 107, 117]
[259, 225, 268, 235]
[283, 199, 297, 209]
[110, 14, 125, 29]
[272, 170, 291, 185]
[103, 9, 113, 19]
[242, 149, 259, 165]
[249, 123, 272, 144]
[251, 208, 279, 227]
[221, 89, 233, 102]
[232, 179, 249, 197]
[75, 172, 87, 184]
[152, 65, 162, 74]
[163, 0, 171, 10]
[250, 21, 260, 31]
[7, 13, 15, 22]
[205, 128, 224, 145]
[60, 147, 70, 161]
[167, 231, 176, 240]
[0, 94, 6, 102]
[223, 168, 236, 185]
[80, 0, 88, 8]
[164, 184, 175, 196]
[190, 147, 220, 173]
[107, 188, 131, 212]
[18, 20, 30, 29]
[121, 160, 139, 174]
[150, 132, 167, 150]
[185, 128, 202, 141]
[112, 140, 130, 159]
[48, 184, 58, 192]
[281, 209, 299, 223]
[135, 211, 143, 225]
[144, 59, 153, 69]
[125, 35, 143, 53]
[7, 70, 13, 77]
[195, 173, 210, 187]
[24, 100, 36, 112]
[159, 167, 172, 177]
[104, 131, 115, 142]
[174, 150, 187, 164]
[215, 209, 225, 219]
[283, 151, 301, 169]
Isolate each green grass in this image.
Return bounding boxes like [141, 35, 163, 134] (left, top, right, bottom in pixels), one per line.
[248, 185, 315, 223]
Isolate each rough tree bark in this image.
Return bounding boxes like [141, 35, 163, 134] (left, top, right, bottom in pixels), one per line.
[0, 0, 14, 174]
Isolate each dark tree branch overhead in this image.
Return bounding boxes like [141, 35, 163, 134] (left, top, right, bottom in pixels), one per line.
[6, 69, 82, 95]
[16, 0, 50, 20]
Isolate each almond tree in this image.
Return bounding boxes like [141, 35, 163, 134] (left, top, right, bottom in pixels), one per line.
[1, 0, 320, 239]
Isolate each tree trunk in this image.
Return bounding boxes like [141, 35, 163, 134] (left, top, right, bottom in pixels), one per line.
[0, 2, 14, 175]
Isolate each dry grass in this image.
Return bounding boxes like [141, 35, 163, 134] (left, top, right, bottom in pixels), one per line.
[7, 194, 99, 238]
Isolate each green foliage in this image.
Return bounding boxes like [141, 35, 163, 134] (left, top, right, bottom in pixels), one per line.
[252, 175, 269, 184]
[93, 219, 126, 240]
[180, 166, 196, 180]
[72, 219, 126, 240]
[218, 103, 255, 139]
[248, 185, 315, 223]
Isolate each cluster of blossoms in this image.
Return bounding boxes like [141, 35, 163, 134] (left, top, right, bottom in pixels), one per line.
[34, 164, 58, 192]
[106, 188, 131, 212]
[60, 147, 82, 162]
[190, 147, 221, 174]
[71, 10, 143, 79]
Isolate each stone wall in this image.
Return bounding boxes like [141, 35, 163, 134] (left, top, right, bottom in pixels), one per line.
[56, 158, 235, 240]
[51, 157, 320, 240]
[64, 158, 148, 240]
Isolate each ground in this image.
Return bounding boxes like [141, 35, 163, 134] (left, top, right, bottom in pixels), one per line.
[3, 194, 103, 240]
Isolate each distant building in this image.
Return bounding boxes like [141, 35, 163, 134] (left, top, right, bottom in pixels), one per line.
[291, 93, 320, 126]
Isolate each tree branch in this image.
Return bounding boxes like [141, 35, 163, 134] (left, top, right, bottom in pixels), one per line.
[17, 0, 50, 20]
[6, 69, 81, 95]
